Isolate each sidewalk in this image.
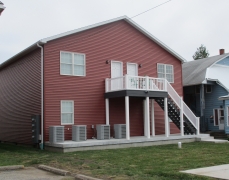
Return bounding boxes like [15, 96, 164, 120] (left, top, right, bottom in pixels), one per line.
[181, 164, 229, 179]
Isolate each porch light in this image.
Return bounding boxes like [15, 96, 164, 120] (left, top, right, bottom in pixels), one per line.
[139, 64, 142, 68]
[106, 60, 110, 64]
[0, 1, 5, 15]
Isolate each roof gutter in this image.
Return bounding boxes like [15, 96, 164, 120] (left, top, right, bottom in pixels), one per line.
[37, 42, 44, 150]
[218, 95, 229, 101]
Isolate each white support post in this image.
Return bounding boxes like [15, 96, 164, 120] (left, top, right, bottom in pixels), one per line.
[196, 117, 200, 135]
[180, 96, 184, 136]
[146, 97, 150, 138]
[145, 76, 149, 91]
[125, 96, 130, 140]
[164, 79, 168, 91]
[105, 99, 109, 125]
[164, 97, 169, 137]
[151, 99, 155, 136]
[125, 74, 128, 89]
[143, 100, 146, 136]
[105, 78, 109, 92]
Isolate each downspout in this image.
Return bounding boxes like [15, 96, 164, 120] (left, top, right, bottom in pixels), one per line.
[37, 42, 44, 150]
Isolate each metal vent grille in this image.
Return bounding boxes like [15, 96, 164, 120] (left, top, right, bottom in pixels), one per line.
[114, 124, 126, 139]
[96, 125, 110, 140]
[72, 125, 87, 141]
[49, 126, 64, 143]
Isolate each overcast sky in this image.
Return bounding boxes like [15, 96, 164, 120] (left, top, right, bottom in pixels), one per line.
[0, 0, 228, 64]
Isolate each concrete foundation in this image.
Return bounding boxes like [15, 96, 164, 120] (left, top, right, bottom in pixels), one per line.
[45, 134, 210, 153]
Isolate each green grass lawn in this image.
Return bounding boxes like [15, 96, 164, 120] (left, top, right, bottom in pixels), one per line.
[0, 142, 228, 180]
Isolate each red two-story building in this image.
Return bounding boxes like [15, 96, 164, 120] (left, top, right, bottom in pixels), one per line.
[0, 16, 201, 152]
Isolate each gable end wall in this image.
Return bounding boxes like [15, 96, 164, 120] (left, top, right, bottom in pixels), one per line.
[43, 20, 183, 140]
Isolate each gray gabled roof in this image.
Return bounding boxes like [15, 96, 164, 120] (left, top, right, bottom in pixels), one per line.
[182, 53, 229, 86]
[0, 16, 186, 70]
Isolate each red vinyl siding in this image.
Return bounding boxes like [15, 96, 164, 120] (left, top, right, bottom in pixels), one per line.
[0, 49, 41, 144]
[43, 20, 182, 141]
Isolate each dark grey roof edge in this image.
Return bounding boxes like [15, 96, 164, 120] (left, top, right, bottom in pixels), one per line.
[0, 41, 44, 70]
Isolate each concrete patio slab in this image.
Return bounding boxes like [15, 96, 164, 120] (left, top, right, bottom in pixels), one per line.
[181, 164, 229, 180]
[46, 133, 211, 152]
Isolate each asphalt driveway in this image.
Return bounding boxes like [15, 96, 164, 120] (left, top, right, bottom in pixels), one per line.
[0, 167, 74, 180]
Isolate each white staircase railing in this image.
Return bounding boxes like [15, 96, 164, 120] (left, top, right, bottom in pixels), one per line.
[167, 81, 199, 134]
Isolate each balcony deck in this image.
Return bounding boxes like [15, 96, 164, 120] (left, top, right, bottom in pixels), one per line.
[105, 75, 168, 98]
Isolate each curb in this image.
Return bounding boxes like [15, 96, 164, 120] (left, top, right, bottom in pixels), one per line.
[38, 165, 70, 176]
[0, 165, 24, 171]
[75, 174, 102, 180]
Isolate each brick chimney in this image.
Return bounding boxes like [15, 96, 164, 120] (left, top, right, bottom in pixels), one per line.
[219, 49, 225, 55]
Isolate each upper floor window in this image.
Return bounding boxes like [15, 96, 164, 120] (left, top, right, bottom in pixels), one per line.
[206, 85, 212, 93]
[157, 63, 174, 83]
[60, 51, 85, 76]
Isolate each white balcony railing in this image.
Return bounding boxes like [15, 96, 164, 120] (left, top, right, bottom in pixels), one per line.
[105, 75, 167, 92]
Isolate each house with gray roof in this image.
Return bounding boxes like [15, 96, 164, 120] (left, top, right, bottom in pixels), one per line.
[182, 49, 229, 135]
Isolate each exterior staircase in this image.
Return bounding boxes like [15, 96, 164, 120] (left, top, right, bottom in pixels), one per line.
[210, 131, 228, 140]
[155, 97, 196, 134]
[106, 75, 200, 135]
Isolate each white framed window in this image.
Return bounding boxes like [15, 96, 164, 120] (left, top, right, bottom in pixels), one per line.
[61, 100, 74, 125]
[206, 85, 212, 93]
[60, 51, 86, 76]
[157, 63, 174, 83]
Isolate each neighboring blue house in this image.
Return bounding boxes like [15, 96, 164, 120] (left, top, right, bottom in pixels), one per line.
[182, 49, 229, 134]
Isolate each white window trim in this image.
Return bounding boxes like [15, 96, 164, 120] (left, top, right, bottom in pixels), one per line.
[206, 85, 212, 93]
[127, 62, 138, 76]
[60, 51, 86, 77]
[61, 100, 74, 125]
[157, 63, 174, 83]
[213, 108, 224, 126]
[110, 60, 123, 78]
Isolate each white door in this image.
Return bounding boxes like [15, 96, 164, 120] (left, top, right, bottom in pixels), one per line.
[218, 109, 224, 130]
[111, 61, 123, 90]
[127, 63, 138, 89]
[127, 63, 138, 76]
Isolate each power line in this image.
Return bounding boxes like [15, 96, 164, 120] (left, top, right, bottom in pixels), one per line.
[45, 1, 173, 50]
[131, 0, 172, 19]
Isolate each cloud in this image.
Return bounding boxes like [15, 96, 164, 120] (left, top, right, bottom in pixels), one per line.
[0, 0, 229, 63]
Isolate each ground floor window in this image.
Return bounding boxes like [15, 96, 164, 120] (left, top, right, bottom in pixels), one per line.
[213, 108, 224, 126]
[61, 100, 74, 125]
